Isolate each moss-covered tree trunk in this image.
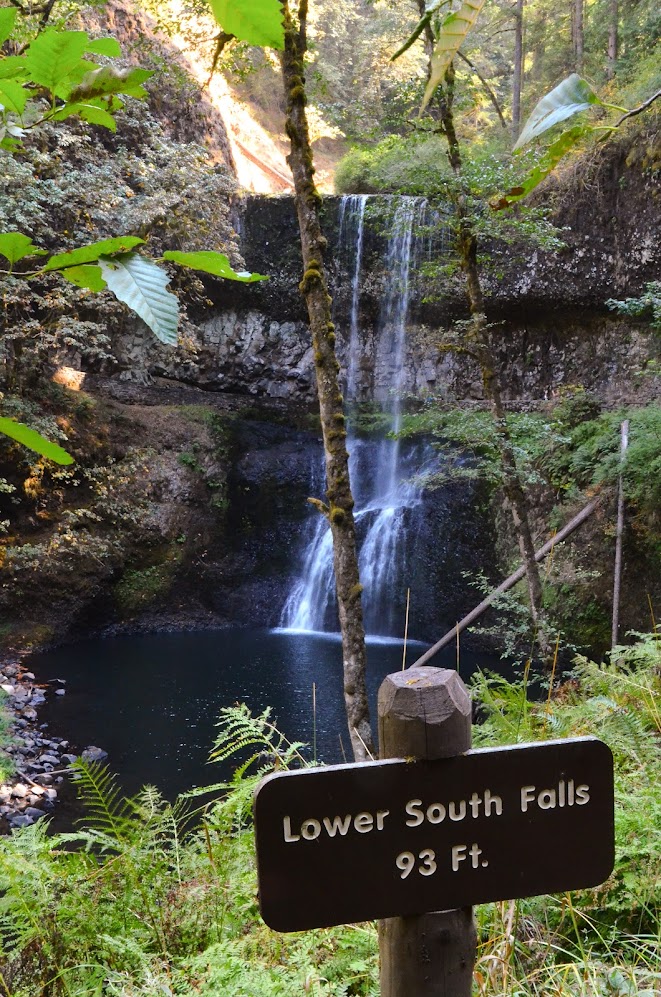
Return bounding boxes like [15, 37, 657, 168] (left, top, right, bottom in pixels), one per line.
[280, 0, 374, 761]
[436, 69, 551, 659]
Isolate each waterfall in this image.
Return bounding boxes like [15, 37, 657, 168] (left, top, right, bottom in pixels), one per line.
[280, 196, 434, 638]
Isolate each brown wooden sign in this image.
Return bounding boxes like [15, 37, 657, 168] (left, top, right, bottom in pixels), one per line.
[254, 737, 614, 932]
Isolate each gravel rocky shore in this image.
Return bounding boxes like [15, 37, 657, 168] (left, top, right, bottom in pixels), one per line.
[0, 660, 107, 832]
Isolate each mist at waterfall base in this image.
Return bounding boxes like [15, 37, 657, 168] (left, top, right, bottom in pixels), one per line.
[32, 627, 506, 804]
[279, 435, 441, 638]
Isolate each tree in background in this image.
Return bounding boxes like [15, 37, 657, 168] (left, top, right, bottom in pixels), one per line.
[394, 1, 555, 657]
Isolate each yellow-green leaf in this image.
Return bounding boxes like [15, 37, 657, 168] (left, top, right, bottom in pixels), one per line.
[59, 264, 107, 291]
[162, 250, 268, 282]
[0, 80, 28, 114]
[208, 0, 284, 49]
[44, 237, 145, 271]
[0, 418, 74, 465]
[0, 8, 17, 47]
[86, 37, 122, 58]
[422, 0, 486, 110]
[0, 232, 47, 266]
[69, 66, 152, 103]
[492, 125, 589, 209]
[53, 101, 118, 131]
[23, 30, 91, 93]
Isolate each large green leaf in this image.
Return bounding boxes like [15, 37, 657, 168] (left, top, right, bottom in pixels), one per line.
[514, 74, 602, 150]
[0, 8, 17, 47]
[52, 101, 118, 131]
[86, 37, 122, 58]
[0, 79, 28, 115]
[59, 264, 107, 291]
[0, 418, 74, 465]
[208, 0, 285, 49]
[98, 253, 179, 346]
[493, 125, 589, 209]
[44, 237, 145, 272]
[0, 232, 47, 266]
[422, 0, 486, 110]
[0, 58, 29, 83]
[162, 250, 268, 282]
[69, 66, 152, 103]
[22, 30, 91, 93]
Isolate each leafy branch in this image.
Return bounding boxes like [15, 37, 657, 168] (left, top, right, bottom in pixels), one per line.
[0, 8, 152, 147]
[493, 76, 661, 208]
[0, 10, 268, 465]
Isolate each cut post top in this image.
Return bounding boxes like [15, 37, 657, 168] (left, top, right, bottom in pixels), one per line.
[378, 666, 472, 761]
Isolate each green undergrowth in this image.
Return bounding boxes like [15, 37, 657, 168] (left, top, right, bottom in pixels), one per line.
[400, 398, 660, 651]
[0, 635, 658, 995]
[0, 692, 14, 784]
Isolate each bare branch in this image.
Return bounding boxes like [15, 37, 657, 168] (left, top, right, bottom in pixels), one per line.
[457, 50, 507, 129]
[205, 31, 236, 86]
[613, 88, 661, 128]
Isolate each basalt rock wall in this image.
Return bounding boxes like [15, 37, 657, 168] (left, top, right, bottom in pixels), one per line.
[120, 126, 659, 407]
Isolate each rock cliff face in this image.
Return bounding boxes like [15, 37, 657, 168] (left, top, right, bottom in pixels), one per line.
[112, 127, 659, 408]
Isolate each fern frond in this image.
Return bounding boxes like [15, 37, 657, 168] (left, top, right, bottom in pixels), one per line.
[210, 704, 309, 773]
[72, 760, 133, 843]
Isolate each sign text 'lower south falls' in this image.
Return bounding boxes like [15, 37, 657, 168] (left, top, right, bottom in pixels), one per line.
[254, 737, 614, 931]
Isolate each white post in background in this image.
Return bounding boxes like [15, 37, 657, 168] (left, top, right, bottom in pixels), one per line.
[611, 419, 630, 651]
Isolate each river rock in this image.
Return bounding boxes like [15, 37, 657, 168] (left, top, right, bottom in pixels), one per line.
[61, 753, 78, 765]
[24, 807, 45, 820]
[22, 672, 35, 681]
[11, 784, 28, 799]
[21, 708, 37, 721]
[38, 754, 60, 765]
[0, 684, 15, 695]
[9, 814, 34, 828]
[55, 689, 66, 696]
[81, 746, 108, 764]
[4, 665, 17, 678]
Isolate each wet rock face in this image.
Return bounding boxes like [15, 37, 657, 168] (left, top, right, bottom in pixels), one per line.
[111, 150, 659, 407]
[197, 420, 323, 626]
[199, 311, 314, 399]
[192, 419, 496, 640]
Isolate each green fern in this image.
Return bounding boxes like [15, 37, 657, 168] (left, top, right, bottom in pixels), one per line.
[71, 759, 134, 843]
[209, 703, 309, 774]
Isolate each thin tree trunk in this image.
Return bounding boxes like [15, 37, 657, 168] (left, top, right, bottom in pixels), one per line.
[280, 0, 373, 761]
[435, 66, 551, 659]
[512, 0, 524, 139]
[607, 0, 618, 79]
[611, 420, 629, 650]
[572, 0, 584, 73]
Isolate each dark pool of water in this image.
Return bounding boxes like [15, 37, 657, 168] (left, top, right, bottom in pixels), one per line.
[29, 627, 507, 801]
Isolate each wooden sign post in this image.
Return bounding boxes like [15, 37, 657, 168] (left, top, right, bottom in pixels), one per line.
[378, 667, 476, 997]
[254, 667, 615, 996]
